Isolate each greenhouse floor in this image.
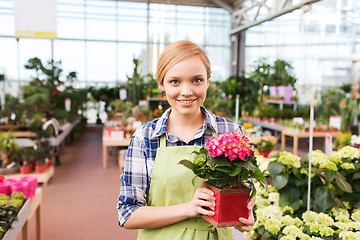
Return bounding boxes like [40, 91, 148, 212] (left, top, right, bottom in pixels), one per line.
[15, 126, 323, 240]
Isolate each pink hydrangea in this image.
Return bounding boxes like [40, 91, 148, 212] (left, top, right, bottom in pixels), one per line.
[204, 132, 253, 161]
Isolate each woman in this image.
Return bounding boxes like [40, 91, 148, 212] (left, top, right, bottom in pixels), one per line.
[117, 40, 255, 239]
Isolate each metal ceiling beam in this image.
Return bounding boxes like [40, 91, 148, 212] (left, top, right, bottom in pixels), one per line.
[209, 0, 233, 12]
[230, 0, 322, 35]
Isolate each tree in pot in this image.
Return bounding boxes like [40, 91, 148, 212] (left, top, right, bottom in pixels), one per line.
[270, 59, 297, 101]
[0, 133, 20, 168]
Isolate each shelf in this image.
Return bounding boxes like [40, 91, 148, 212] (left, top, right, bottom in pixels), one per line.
[265, 99, 297, 110]
[6, 165, 55, 186]
[2, 198, 31, 240]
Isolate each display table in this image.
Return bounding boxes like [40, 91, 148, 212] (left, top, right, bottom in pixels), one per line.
[22, 188, 42, 240]
[281, 129, 342, 155]
[102, 131, 131, 168]
[6, 166, 55, 186]
[2, 198, 30, 240]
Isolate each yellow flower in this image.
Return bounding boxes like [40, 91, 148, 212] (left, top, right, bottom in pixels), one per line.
[319, 226, 334, 237]
[351, 209, 360, 222]
[264, 219, 282, 235]
[340, 163, 355, 170]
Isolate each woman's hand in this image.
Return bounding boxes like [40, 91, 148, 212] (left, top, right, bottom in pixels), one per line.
[185, 186, 215, 218]
[233, 196, 256, 232]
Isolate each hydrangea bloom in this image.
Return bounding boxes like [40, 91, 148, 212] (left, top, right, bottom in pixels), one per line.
[312, 150, 338, 171]
[351, 209, 360, 222]
[282, 225, 303, 238]
[204, 132, 253, 161]
[264, 219, 282, 234]
[278, 151, 301, 168]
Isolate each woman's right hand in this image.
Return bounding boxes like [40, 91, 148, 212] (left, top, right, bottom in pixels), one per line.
[186, 186, 216, 218]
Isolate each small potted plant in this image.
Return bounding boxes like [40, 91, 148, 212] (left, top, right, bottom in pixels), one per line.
[256, 136, 277, 158]
[0, 133, 20, 174]
[179, 132, 267, 227]
[19, 148, 36, 174]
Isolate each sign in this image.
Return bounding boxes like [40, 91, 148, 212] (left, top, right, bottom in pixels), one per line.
[329, 115, 341, 130]
[65, 98, 71, 112]
[14, 0, 57, 39]
[325, 133, 333, 156]
[119, 88, 127, 100]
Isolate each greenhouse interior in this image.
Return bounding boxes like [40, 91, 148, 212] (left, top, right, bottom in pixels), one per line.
[0, 0, 360, 239]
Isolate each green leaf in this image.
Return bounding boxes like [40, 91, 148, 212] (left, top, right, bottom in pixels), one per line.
[272, 174, 288, 190]
[353, 172, 360, 180]
[248, 181, 256, 199]
[178, 160, 196, 170]
[335, 172, 353, 193]
[199, 148, 208, 155]
[324, 170, 336, 184]
[251, 167, 267, 188]
[227, 167, 242, 177]
[213, 156, 232, 167]
[268, 161, 284, 177]
[216, 166, 230, 173]
[315, 186, 335, 212]
[243, 161, 256, 172]
[279, 187, 301, 210]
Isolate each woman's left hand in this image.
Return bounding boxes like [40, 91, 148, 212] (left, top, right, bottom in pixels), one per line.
[233, 196, 256, 232]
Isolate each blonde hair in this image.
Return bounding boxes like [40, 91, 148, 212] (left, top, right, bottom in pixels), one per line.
[156, 40, 211, 86]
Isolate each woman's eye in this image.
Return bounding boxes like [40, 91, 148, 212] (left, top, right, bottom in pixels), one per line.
[170, 80, 179, 85]
[194, 78, 202, 83]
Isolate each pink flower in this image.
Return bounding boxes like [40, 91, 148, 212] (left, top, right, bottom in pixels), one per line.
[204, 132, 253, 161]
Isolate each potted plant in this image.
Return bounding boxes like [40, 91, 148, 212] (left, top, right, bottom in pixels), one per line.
[270, 59, 297, 101]
[0, 133, 20, 174]
[179, 132, 267, 227]
[19, 148, 35, 174]
[255, 136, 277, 158]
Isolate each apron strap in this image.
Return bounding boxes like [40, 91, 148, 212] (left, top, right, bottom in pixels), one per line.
[160, 134, 167, 148]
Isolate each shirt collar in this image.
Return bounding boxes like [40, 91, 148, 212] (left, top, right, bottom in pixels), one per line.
[151, 106, 218, 140]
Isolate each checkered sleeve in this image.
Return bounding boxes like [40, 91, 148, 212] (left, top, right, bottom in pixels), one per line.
[117, 129, 149, 227]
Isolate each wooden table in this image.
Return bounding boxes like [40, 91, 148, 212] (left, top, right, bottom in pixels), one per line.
[22, 188, 42, 240]
[102, 131, 131, 168]
[281, 129, 342, 156]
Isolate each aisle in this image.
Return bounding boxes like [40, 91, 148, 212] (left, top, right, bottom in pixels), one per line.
[18, 128, 138, 240]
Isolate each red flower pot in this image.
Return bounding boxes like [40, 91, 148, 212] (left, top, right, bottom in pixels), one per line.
[259, 150, 271, 158]
[202, 182, 251, 228]
[20, 164, 34, 174]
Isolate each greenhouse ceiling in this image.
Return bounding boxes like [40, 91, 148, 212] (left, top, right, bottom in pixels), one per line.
[116, 0, 322, 33]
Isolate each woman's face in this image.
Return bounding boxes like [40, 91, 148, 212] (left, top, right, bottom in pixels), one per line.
[160, 55, 209, 117]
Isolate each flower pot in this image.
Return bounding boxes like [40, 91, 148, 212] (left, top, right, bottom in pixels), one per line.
[202, 182, 251, 228]
[0, 181, 11, 195]
[35, 164, 49, 174]
[10, 181, 28, 196]
[277, 86, 293, 101]
[20, 176, 38, 197]
[269, 86, 278, 97]
[259, 150, 271, 158]
[20, 163, 34, 174]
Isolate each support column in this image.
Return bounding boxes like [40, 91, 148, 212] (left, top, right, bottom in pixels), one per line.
[230, 31, 246, 77]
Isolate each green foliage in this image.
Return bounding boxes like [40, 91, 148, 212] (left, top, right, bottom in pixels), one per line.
[179, 148, 267, 197]
[0, 95, 26, 125]
[220, 75, 260, 116]
[0, 133, 19, 167]
[270, 59, 297, 87]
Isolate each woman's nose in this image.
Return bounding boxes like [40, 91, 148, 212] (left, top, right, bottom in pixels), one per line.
[180, 83, 193, 96]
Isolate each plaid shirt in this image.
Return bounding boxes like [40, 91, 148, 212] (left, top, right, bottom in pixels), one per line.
[117, 106, 242, 227]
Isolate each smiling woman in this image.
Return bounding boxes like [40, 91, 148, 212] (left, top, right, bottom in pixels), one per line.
[117, 40, 255, 240]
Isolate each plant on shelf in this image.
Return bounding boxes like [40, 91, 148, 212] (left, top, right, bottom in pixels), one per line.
[0, 132, 19, 168]
[220, 75, 260, 117]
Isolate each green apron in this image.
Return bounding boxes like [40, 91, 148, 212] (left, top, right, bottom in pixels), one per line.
[137, 134, 233, 240]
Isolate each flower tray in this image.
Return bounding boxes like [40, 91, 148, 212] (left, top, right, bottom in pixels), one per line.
[202, 182, 251, 228]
